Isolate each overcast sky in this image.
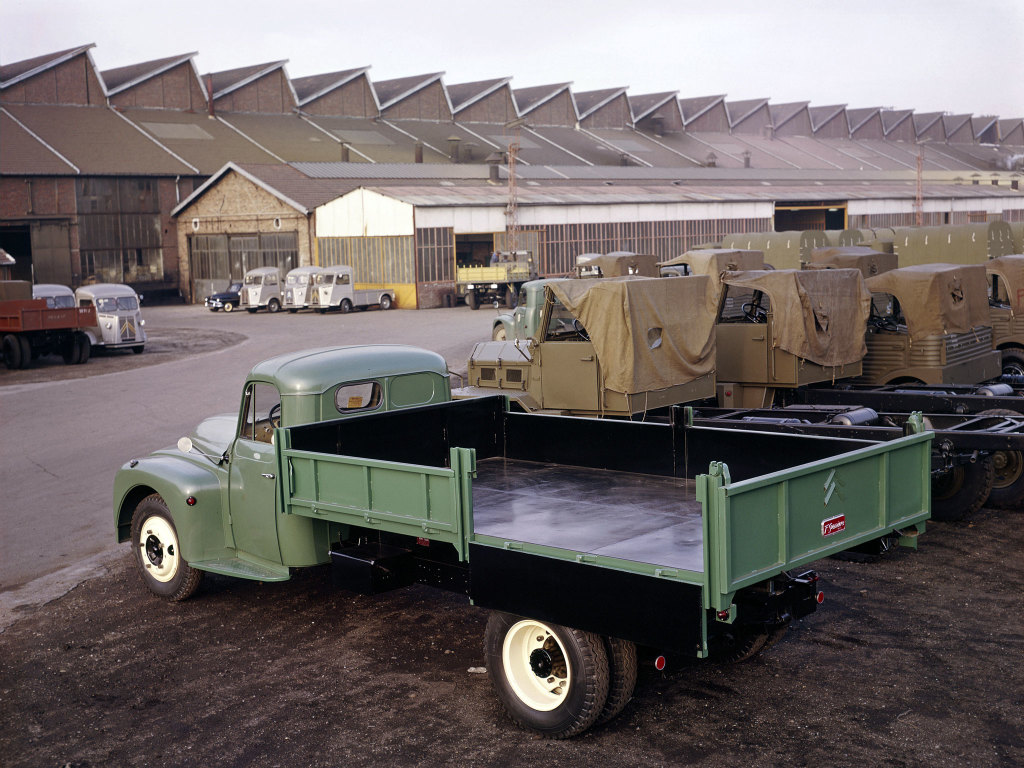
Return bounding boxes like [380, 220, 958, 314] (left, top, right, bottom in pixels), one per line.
[2, 0, 1022, 119]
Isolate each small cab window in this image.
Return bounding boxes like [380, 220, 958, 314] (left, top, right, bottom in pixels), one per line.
[390, 373, 438, 408]
[316, 273, 334, 285]
[241, 382, 283, 443]
[335, 381, 383, 414]
[266, 274, 278, 285]
[339, 273, 351, 285]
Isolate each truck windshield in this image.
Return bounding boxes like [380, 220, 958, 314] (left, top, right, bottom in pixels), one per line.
[42, 295, 75, 309]
[244, 275, 262, 285]
[287, 274, 310, 285]
[316, 274, 335, 285]
[96, 296, 139, 312]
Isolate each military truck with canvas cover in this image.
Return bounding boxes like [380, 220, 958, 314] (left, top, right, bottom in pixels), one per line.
[714, 269, 870, 407]
[113, 344, 932, 738]
[575, 252, 659, 278]
[985, 254, 1024, 376]
[459, 276, 717, 417]
[658, 248, 764, 281]
[859, 263, 1001, 386]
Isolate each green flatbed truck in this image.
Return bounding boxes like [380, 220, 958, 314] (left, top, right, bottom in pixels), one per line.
[114, 345, 932, 738]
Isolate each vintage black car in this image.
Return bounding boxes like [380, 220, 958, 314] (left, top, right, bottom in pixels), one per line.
[204, 282, 242, 312]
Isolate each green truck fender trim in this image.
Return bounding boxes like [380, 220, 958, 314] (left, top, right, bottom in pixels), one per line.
[113, 454, 231, 564]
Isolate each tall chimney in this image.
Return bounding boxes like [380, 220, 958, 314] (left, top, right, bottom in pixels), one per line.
[207, 74, 215, 117]
[414, 142, 424, 163]
[340, 143, 350, 162]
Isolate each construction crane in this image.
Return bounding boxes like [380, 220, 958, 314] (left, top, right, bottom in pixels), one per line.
[503, 118, 527, 253]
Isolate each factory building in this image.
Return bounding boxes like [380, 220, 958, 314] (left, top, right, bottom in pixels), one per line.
[2, 43, 1023, 305]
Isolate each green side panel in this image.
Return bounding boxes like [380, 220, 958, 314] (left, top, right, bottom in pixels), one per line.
[282, 447, 468, 555]
[705, 431, 932, 612]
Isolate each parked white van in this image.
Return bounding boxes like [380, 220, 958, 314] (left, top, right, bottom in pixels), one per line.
[240, 267, 283, 313]
[310, 265, 394, 314]
[75, 283, 147, 353]
[283, 266, 324, 312]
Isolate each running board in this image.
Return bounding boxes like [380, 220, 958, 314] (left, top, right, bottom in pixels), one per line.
[191, 557, 291, 582]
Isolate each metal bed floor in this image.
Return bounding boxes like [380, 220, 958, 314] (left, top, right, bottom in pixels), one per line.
[471, 458, 705, 572]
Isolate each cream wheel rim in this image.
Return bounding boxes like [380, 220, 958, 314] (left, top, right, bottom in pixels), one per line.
[501, 619, 571, 711]
[138, 515, 180, 583]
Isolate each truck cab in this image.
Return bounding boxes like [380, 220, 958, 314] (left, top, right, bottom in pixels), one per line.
[491, 278, 566, 341]
[283, 266, 324, 313]
[715, 268, 869, 407]
[985, 254, 1024, 376]
[859, 263, 1002, 385]
[240, 267, 283, 313]
[75, 283, 147, 353]
[459, 276, 717, 417]
[33, 283, 76, 309]
[113, 345, 451, 599]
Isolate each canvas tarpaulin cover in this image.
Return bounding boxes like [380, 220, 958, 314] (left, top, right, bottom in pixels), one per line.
[986, 255, 1024, 314]
[659, 249, 765, 314]
[548, 276, 715, 395]
[865, 263, 990, 341]
[722, 268, 870, 367]
[808, 246, 899, 279]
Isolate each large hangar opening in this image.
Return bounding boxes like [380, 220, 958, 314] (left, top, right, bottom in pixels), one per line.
[774, 201, 847, 231]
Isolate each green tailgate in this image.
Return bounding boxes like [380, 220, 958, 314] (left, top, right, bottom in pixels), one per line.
[698, 429, 932, 613]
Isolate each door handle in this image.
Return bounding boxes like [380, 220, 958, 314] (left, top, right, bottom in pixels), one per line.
[580, 355, 594, 362]
[261, 473, 276, 479]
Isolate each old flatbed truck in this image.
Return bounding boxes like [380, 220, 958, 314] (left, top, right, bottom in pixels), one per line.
[114, 345, 932, 738]
[1, 280, 97, 368]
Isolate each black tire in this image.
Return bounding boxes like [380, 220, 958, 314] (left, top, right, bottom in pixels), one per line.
[484, 612, 609, 739]
[267, 298, 281, 313]
[247, 308, 257, 314]
[340, 299, 352, 314]
[223, 302, 234, 313]
[711, 627, 771, 664]
[62, 334, 80, 365]
[17, 335, 31, 369]
[3, 334, 23, 369]
[132, 345, 144, 355]
[467, 291, 479, 310]
[595, 637, 637, 726]
[76, 333, 91, 364]
[380, 294, 393, 311]
[977, 409, 1024, 509]
[1000, 348, 1024, 377]
[130, 494, 203, 601]
[931, 457, 995, 521]
[288, 308, 298, 314]
[208, 306, 219, 312]
[503, 288, 517, 309]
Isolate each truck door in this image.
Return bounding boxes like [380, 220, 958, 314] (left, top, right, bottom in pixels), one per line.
[228, 381, 284, 563]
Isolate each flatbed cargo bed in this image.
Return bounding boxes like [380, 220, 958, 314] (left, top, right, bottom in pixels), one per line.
[473, 458, 703, 572]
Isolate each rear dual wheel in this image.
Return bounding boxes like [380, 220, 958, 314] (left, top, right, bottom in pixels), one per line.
[977, 408, 1024, 509]
[931, 457, 995, 521]
[3, 334, 31, 369]
[485, 612, 625, 738]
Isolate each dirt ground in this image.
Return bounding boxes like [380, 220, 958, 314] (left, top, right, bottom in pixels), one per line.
[1, 508, 1021, 768]
[0, 325, 247, 386]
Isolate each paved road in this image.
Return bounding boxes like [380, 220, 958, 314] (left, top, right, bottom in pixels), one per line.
[0, 304, 496, 593]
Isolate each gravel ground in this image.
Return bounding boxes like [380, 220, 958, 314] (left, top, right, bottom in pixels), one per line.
[2, 510, 1021, 768]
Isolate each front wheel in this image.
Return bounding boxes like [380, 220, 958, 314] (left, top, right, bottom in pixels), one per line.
[132, 344, 144, 354]
[339, 299, 352, 314]
[223, 302, 234, 313]
[267, 298, 281, 313]
[931, 457, 994, 521]
[467, 291, 479, 310]
[130, 494, 203, 601]
[485, 612, 609, 739]
[1001, 348, 1024, 378]
[492, 324, 508, 341]
[379, 294, 393, 310]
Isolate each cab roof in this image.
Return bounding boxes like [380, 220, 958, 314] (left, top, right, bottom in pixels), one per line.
[247, 345, 449, 395]
[75, 283, 140, 298]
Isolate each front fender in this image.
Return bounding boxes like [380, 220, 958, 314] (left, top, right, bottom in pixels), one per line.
[113, 453, 231, 564]
[492, 315, 514, 340]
